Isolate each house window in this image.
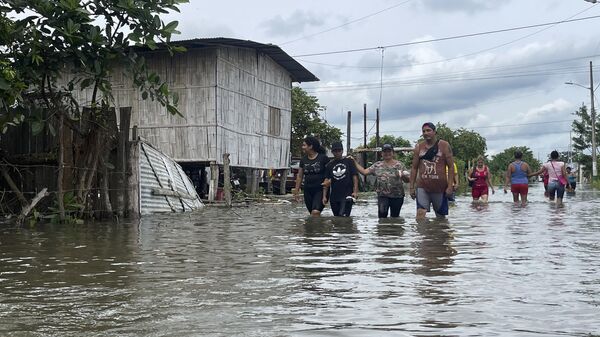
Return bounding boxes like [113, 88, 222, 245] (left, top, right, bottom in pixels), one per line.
[268, 106, 281, 136]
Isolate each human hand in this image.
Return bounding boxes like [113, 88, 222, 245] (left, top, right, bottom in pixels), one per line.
[445, 185, 453, 196]
[352, 192, 358, 199]
[409, 187, 416, 200]
[322, 196, 328, 205]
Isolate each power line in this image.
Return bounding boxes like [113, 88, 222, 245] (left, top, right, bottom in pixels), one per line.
[304, 68, 589, 93]
[279, 0, 413, 46]
[304, 63, 586, 90]
[292, 14, 600, 58]
[296, 4, 599, 69]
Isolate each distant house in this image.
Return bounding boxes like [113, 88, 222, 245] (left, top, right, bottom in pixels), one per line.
[80, 38, 319, 200]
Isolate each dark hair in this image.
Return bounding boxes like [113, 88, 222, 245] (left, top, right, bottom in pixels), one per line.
[550, 150, 559, 160]
[303, 136, 325, 154]
[422, 122, 436, 131]
[514, 151, 523, 159]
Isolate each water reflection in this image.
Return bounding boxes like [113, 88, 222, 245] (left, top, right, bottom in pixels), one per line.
[0, 185, 599, 336]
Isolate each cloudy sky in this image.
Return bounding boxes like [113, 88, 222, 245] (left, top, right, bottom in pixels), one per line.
[165, 0, 600, 160]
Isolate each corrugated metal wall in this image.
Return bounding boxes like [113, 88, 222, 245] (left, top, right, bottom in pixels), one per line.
[139, 142, 203, 215]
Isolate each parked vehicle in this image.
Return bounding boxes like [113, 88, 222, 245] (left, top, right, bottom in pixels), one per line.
[272, 159, 300, 195]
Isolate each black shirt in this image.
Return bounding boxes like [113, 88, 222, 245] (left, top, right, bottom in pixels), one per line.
[300, 153, 330, 189]
[325, 158, 357, 202]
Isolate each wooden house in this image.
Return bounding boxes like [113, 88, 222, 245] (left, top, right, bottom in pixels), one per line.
[0, 38, 317, 217]
[82, 38, 318, 200]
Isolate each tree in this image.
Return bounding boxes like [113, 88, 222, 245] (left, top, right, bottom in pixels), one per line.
[453, 128, 487, 163]
[0, 0, 187, 220]
[291, 87, 342, 157]
[431, 123, 487, 163]
[488, 146, 541, 180]
[571, 104, 599, 178]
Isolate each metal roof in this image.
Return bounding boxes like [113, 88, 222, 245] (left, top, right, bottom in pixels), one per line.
[151, 38, 319, 83]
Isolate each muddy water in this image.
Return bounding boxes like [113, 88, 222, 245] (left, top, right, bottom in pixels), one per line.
[1, 184, 599, 336]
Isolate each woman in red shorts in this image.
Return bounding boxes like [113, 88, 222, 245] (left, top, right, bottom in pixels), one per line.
[467, 156, 494, 203]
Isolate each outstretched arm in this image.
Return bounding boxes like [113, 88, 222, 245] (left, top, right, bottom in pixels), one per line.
[529, 166, 545, 177]
[409, 146, 420, 199]
[294, 168, 304, 201]
[351, 157, 371, 176]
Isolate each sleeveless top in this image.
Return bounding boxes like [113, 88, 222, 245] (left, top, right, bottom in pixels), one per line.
[511, 161, 528, 185]
[473, 166, 488, 188]
[416, 140, 449, 193]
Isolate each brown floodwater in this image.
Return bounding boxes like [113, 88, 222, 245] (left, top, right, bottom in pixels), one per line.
[1, 183, 599, 336]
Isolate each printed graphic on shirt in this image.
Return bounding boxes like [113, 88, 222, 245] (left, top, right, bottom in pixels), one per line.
[419, 148, 441, 180]
[332, 163, 347, 181]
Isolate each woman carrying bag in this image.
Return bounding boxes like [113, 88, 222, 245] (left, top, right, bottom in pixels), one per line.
[529, 150, 568, 206]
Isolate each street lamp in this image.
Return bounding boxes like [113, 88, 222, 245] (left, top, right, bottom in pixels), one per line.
[565, 61, 597, 177]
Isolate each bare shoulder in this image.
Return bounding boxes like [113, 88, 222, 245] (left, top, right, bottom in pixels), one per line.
[438, 140, 452, 154]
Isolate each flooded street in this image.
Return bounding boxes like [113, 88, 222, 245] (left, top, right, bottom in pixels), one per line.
[1, 183, 599, 336]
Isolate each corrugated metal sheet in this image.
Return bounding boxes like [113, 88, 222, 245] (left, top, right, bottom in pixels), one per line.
[139, 141, 203, 215]
[136, 37, 319, 83]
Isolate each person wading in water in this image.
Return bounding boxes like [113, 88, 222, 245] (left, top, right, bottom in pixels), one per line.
[322, 142, 359, 217]
[294, 136, 330, 216]
[503, 150, 531, 206]
[409, 122, 455, 220]
[352, 144, 409, 218]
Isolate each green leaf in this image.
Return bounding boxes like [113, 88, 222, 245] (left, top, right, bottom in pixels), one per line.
[167, 104, 180, 116]
[0, 77, 10, 90]
[141, 91, 148, 99]
[146, 39, 157, 50]
[31, 120, 44, 135]
[80, 78, 93, 89]
[171, 45, 187, 53]
[163, 21, 179, 34]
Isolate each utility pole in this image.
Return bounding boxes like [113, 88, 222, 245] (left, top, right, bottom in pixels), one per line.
[363, 103, 367, 167]
[591, 61, 597, 177]
[376, 107, 380, 160]
[346, 110, 351, 155]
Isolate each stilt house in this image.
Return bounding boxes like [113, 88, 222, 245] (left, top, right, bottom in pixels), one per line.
[105, 38, 318, 199]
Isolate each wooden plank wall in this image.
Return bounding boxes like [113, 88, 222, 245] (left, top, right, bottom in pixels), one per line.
[68, 45, 293, 169]
[216, 46, 292, 169]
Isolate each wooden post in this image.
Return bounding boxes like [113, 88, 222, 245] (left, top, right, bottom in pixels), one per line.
[116, 107, 131, 217]
[363, 103, 368, 168]
[346, 110, 351, 154]
[223, 153, 232, 206]
[245, 168, 253, 194]
[280, 169, 288, 195]
[265, 169, 273, 194]
[208, 161, 218, 201]
[376, 107, 380, 161]
[126, 141, 140, 218]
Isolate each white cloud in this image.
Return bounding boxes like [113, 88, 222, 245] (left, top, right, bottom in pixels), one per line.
[260, 10, 327, 37]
